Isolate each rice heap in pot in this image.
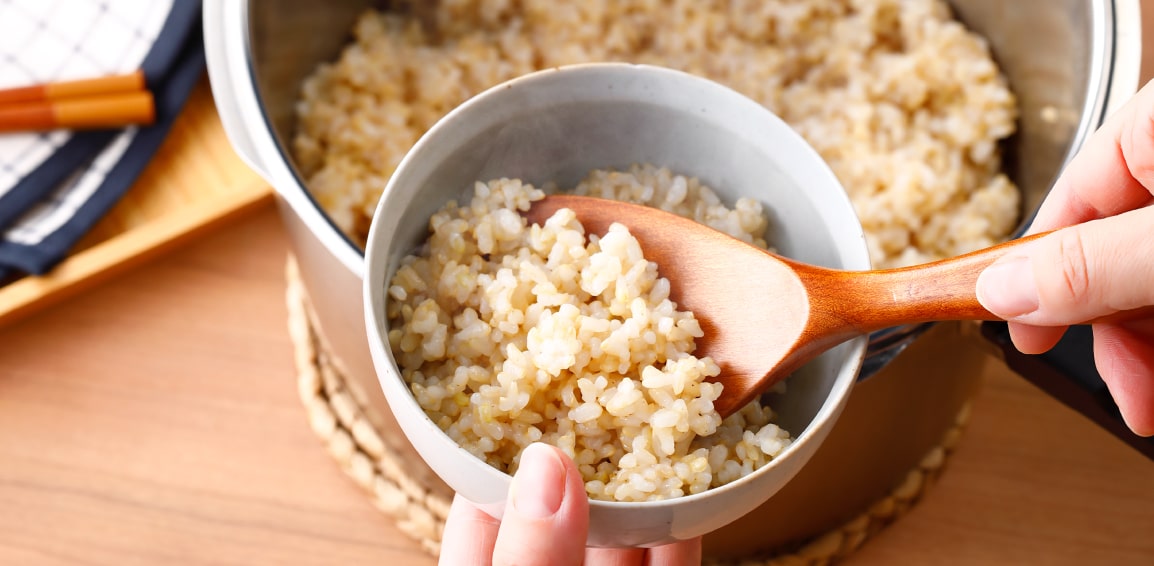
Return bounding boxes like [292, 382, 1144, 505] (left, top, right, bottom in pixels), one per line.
[294, 0, 1020, 269]
[387, 165, 790, 502]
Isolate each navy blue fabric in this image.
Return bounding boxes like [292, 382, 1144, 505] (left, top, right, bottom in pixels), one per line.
[141, 0, 204, 87]
[0, 25, 205, 275]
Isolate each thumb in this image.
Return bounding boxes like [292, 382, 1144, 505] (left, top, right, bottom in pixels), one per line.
[491, 443, 589, 566]
[976, 206, 1154, 326]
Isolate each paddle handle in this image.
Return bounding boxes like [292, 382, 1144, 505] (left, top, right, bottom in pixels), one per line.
[798, 232, 1050, 337]
[800, 230, 1154, 338]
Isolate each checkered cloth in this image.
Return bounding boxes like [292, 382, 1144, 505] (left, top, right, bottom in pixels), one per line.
[0, 0, 203, 282]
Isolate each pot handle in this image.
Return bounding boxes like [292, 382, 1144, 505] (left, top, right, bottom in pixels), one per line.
[202, 0, 271, 179]
[980, 321, 1154, 461]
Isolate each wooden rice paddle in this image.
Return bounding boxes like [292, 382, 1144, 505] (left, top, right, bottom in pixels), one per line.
[526, 195, 1150, 418]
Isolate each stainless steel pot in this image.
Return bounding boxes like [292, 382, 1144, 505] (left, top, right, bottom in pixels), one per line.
[203, 0, 1142, 555]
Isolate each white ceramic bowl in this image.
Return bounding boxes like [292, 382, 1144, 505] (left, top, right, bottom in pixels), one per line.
[363, 63, 871, 547]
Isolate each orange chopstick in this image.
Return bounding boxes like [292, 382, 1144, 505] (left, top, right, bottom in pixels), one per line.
[0, 70, 154, 132]
[0, 91, 155, 132]
[0, 70, 146, 105]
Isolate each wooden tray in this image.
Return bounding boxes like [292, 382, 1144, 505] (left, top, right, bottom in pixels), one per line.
[0, 77, 274, 327]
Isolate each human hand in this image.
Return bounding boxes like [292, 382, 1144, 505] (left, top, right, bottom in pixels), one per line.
[438, 442, 702, 565]
[976, 80, 1154, 436]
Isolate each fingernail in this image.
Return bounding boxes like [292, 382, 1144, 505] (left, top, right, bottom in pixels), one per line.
[511, 444, 565, 519]
[977, 255, 1039, 318]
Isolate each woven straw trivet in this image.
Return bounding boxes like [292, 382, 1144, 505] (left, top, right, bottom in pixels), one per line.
[286, 257, 969, 564]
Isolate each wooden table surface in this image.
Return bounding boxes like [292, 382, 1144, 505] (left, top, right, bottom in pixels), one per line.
[4, 23, 1154, 566]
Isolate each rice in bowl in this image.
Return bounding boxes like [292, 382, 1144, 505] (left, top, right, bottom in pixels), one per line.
[387, 165, 791, 502]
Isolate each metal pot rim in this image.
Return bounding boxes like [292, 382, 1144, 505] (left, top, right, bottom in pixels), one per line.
[203, 0, 1144, 378]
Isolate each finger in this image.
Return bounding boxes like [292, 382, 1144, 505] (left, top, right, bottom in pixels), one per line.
[1094, 319, 1154, 437]
[1006, 322, 1068, 355]
[584, 547, 646, 565]
[976, 206, 1154, 326]
[491, 443, 589, 566]
[439, 495, 501, 566]
[1028, 78, 1154, 233]
[645, 538, 702, 565]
